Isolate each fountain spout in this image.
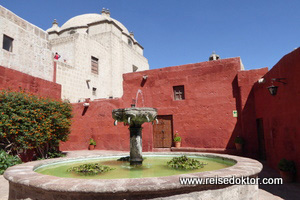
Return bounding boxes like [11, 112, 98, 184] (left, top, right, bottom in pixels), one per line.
[131, 99, 136, 108]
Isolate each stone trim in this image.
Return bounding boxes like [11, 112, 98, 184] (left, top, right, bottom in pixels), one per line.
[4, 152, 262, 199]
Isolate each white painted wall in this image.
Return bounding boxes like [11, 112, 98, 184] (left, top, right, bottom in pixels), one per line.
[0, 6, 149, 102]
[48, 12, 149, 102]
[0, 6, 53, 81]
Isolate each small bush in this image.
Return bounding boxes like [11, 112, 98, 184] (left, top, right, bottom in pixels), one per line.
[89, 138, 96, 145]
[37, 148, 66, 160]
[278, 159, 296, 173]
[0, 89, 72, 159]
[173, 132, 181, 142]
[167, 155, 206, 170]
[0, 150, 22, 174]
[234, 136, 244, 144]
[67, 163, 114, 176]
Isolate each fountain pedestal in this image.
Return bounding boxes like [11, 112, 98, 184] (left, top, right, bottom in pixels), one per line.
[129, 126, 143, 165]
[112, 107, 157, 165]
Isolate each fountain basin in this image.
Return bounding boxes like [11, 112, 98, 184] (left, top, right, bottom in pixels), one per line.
[4, 152, 262, 200]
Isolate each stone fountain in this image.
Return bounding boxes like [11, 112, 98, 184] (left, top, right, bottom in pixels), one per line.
[112, 105, 157, 165]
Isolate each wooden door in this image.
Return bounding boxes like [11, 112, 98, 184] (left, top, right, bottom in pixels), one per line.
[256, 118, 267, 160]
[153, 115, 173, 148]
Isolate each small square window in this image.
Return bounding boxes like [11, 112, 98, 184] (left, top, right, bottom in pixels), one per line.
[173, 85, 185, 100]
[3, 34, 13, 52]
[91, 56, 98, 74]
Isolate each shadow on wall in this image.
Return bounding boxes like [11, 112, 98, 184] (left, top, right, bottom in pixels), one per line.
[226, 75, 243, 150]
[253, 48, 300, 181]
[226, 68, 268, 158]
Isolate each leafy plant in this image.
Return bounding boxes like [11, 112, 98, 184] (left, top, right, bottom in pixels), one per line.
[167, 155, 206, 170]
[0, 89, 72, 159]
[174, 132, 181, 142]
[0, 149, 22, 174]
[67, 163, 114, 176]
[278, 159, 296, 173]
[117, 156, 130, 162]
[117, 156, 146, 162]
[89, 138, 96, 146]
[37, 148, 66, 160]
[234, 136, 244, 144]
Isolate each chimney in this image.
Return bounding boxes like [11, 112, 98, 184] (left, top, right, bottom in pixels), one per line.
[209, 51, 220, 61]
[130, 31, 134, 38]
[101, 8, 110, 17]
[50, 19, 60, 32]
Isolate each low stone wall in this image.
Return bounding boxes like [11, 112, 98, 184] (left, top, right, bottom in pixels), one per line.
[4, 152, 262, 200]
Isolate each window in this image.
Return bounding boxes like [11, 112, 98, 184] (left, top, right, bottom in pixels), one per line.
[128, 39, 132, 46]
[91, 56, 98, 74]
[3, 35, 13, 52]
[92, 87, 97, 96]
[132, 65, 138, 72]
[173, 85, 185, 100]
[69, 29, 76, 34]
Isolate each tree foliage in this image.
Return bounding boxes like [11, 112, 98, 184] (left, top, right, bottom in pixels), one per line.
[0, 89, 72, 158]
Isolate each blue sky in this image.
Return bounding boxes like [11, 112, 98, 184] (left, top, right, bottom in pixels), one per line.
[1, 0, 299, 70]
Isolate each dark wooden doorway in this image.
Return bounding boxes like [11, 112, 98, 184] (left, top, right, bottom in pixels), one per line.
[153, 115, 173, 148]
[256, 118, 267, 160]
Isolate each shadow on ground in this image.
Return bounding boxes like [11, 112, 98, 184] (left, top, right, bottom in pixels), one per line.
[259, 160, 300, 200]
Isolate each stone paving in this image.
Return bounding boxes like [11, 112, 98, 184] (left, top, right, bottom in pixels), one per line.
[1, 150, 299, 200]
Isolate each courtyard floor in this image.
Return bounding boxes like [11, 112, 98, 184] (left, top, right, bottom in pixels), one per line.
[1, 150, 299, 200]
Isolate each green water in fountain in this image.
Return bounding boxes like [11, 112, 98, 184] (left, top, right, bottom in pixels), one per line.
[35, 155, 235, 179]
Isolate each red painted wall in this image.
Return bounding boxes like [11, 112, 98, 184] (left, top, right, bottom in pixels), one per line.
[254, 48, 300, 181]
[236, 68, 268, 158]
[0, 65, 61, 99]
[122, 58, 242, 150]
[61, 57, 260, 152]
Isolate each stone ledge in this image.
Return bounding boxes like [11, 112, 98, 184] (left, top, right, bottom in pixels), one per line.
[171, 147, 238, 154]
[4, 152, 263, 200]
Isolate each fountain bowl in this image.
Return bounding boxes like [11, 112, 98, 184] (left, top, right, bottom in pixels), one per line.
[112, 107, 157, 125]
[4, 152, 262, 200]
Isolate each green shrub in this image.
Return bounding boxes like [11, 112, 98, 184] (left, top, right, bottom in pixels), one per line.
[278, 159, 296, 173]
[0, 89, 72, 159]
[174, 132, 181, 142]
[37, 148, 66, 160]
[167, 155, 206, 170]
[0, 150, 22, 174]
[234, 136, 244, 144]
[67, 163, 114, 176]
[89, 138, 96, 145]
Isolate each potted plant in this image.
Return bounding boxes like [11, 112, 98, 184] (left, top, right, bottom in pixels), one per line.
[174, 132, 182, 148]
[234, 136, 244, 151]
[89, 138, 96, 150]
[278, 158, 296, 182]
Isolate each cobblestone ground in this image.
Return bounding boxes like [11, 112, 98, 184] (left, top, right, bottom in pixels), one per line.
[0, 175, 9, 200]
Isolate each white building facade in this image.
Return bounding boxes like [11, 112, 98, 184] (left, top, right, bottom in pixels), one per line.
[0, 6, 53, 81]
[0, 6, 149, 102]
[47, 9, 149, 102]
